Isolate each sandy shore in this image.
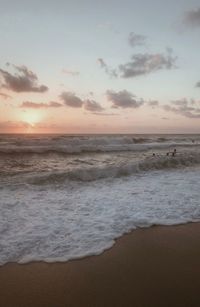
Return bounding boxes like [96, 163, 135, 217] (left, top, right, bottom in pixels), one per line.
[0, 223, 200, 307]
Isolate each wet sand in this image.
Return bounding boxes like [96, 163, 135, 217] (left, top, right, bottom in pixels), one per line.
[0, 223, 200, 307]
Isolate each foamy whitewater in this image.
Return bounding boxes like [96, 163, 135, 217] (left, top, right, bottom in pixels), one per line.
[0, 134, 200, 265]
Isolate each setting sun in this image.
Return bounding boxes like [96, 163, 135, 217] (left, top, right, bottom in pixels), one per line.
[20, 110, 43, 126]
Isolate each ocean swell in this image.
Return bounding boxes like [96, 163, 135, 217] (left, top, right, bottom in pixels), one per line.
[0, 142, 199, 155]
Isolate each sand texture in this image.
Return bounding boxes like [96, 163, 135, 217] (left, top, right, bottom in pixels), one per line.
[0, 223, 200, 307]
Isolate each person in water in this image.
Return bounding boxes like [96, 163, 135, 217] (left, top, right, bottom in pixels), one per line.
[172, 149, 176, 157]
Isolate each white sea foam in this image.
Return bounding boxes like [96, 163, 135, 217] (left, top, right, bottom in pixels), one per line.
[1, 134, 200, 265]
[0, 166, 200, 265]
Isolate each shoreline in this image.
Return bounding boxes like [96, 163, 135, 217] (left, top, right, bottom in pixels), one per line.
[0, 222, 200, 306]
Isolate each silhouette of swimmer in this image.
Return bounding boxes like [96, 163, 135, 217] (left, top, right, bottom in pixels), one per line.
[172, 149, 176, 157]
[152, 153, 156, 157]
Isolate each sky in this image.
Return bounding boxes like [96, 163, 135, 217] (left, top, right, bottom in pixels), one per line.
[0, 0, 200, 133]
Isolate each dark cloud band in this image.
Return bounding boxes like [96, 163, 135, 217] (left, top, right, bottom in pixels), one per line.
[106, 90, 144, 108]
[163, 99, 200, 118]
[119, 50, 177, 78]
[0, 65, 48, 93]
[183, 8, 200, 28]
[20, 101, 63, 109]
[60, 91, 104, 112]
[98, 49, 177, 79]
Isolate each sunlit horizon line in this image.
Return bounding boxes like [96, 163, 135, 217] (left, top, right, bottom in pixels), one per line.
[0, 132, 199, 135]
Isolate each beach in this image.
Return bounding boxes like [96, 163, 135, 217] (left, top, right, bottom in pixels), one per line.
[0, 222, 200, 307]
[1, 0, 200, 304]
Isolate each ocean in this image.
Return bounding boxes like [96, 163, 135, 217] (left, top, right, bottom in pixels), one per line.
[0, 133, 200, 265]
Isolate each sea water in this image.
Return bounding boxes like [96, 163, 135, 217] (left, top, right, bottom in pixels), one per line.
[0, 134, 200, 265]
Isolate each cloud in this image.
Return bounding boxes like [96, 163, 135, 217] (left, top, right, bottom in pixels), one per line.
[183, 8, 200, 28]
[163, 98, 200, 118]
[147, 100, 159, 107]
[20, 101, 63, 109]
[59, 92, 104, 112]
[97, 58, 118, 78]
[128, 32, 146, 47]
[119, 49, 177, 78]
[60, 92, 84, 108]
[99, 49, 177, 79]
[171, 99, 188, 106]
[0, 65, 48, 93]
[106, 90, 144, 108]
[84, 99, 104, 112]
[62, 69, 80, 76]
[195, 81, 200, 87]
[0, 92, 12, 99]
[162, 117, 169, 120]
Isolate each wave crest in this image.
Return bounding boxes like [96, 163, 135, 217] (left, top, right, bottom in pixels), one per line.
[28, 152, 200, 184]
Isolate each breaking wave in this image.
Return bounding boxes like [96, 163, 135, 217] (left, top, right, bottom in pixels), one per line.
[28, 152, 200, 184]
